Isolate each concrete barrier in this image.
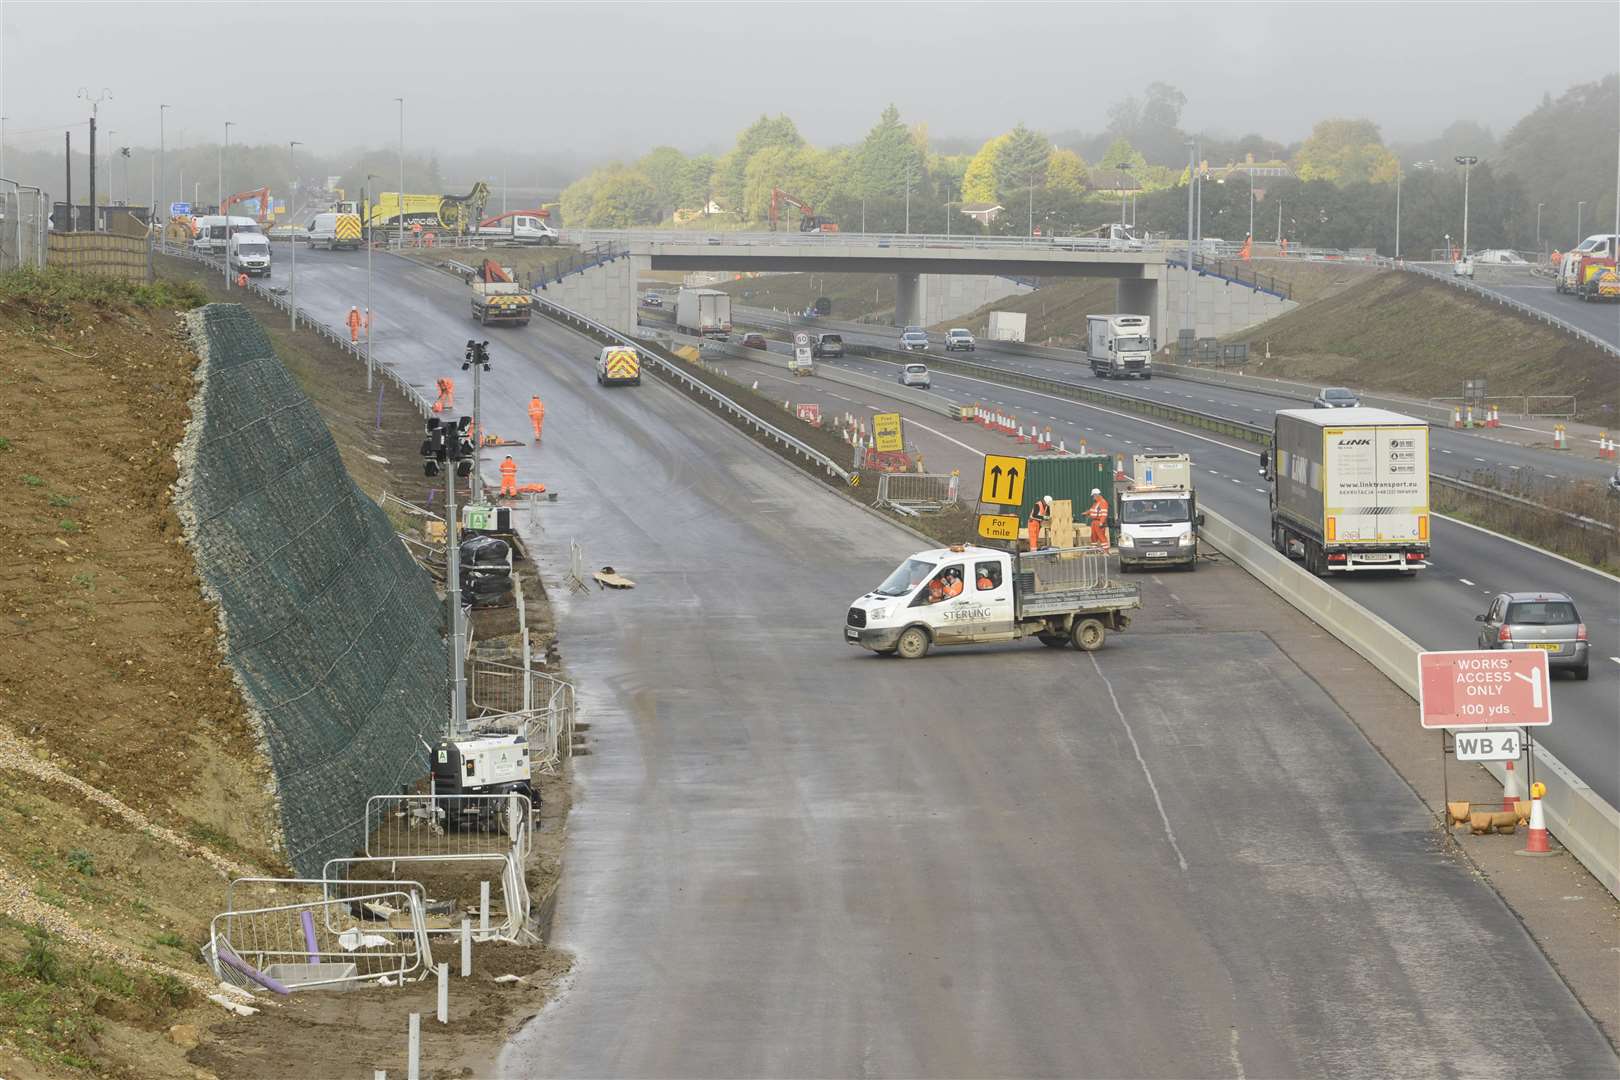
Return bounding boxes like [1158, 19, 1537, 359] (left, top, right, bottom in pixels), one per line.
[1199, 505, 1620, 899]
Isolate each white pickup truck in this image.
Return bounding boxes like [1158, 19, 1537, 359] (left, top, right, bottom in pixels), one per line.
[845, 544, 1141, 658]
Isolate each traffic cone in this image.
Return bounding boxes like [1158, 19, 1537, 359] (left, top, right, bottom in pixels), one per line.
[1487, 404, 1500, 428]
[1519, 782, 1553, 857]
[1464, 404, 1474, 428]
[1501, 758, 1520, 811]
[1451, 407, 1462, 429]
[1057, 440, 1067, 454]
[1553, 424, 1566, 450]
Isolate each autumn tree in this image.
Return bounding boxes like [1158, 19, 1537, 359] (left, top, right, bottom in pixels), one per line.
[1294, 119, 1399, 185]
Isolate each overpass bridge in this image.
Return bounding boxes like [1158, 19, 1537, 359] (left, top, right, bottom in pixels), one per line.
[549, 230, 1295, 337]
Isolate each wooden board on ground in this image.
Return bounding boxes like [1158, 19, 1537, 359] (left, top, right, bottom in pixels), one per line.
[593, 569, 635, 589]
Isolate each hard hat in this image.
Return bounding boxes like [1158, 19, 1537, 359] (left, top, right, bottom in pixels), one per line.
[1091, 488, 1101, 496]
[1044, 495, 1053, 502]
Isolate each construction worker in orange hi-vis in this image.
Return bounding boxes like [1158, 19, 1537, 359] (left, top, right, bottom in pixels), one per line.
[347, 306, 362, 343]
[499, 455, 519, 497]
[1086, 487, 1110, 547]
[1028, 495, 1051, 552]
[527, 395, 545, 439]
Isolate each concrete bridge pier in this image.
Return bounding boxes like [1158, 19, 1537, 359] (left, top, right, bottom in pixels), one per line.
[1116, 275, 1162, 338]
[895, 272, 925, 327]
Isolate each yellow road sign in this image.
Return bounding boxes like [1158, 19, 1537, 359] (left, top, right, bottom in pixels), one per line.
[872, 412, 904, 452]
[977, 513, 1021, 542]
[979, 454, 1027, 506]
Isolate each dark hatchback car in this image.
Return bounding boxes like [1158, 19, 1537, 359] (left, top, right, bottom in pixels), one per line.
[812, 333, 845, 358]
[1313, 386, 1361, 408]
[1475, 591, 1589, 680]
[738, 332, 768, 350]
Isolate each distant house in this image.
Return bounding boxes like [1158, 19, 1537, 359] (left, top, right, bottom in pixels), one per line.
[958, 202, 1004, 225]
[1210, 153, 1293, 182]
[1087, 170, 1143, 196]
[672, 200, 728, 224]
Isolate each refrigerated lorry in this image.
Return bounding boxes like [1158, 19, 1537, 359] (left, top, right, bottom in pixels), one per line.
[1259, 408, 1430, 575]
[676, 288, 732, 339]
[1086, 314, 1153, 379]
[986, 311, 1027, 342]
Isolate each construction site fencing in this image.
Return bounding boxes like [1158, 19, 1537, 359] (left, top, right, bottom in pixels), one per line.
[324, 853, 529, 942]
[222, 876, 429, 924]
[1021, 546, 1112, 592]
[0, 181, 49, 271]
[206, 889, 432, 993]
[47, 229, 151, 282]
[468, 660, 575, 769]
[365, 793, 531, 863]
[1426, 395, 1579, 419]
[876, 473, 960, 514]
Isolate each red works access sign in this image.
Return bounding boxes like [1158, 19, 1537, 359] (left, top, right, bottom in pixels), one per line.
[1417, 649, 1553, 729]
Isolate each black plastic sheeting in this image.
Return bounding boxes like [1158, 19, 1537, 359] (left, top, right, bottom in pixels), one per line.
[181, 305, 448, 876]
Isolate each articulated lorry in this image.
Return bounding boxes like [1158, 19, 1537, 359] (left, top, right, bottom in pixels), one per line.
[1086, 313, 1153, 379]
[1118, 451, 1201, 571]
[676, 287, 733, 340]
[845, 544, 1140, 658]
[1259, 408, 1430, 575]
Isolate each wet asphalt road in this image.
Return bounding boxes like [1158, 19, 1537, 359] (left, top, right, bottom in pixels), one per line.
[258, 247, 1618, 1078]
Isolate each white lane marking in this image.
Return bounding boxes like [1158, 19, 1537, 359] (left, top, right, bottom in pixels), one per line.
[1473, 457, 1485, 462]
[1508, 464, 1521, 470]
[1230, 477, 1242, 483]
[1438, 512, 1620, 584]
[1104, 433, 1115, 438]
[1544, 474, 1557, 479]
[1459, 578, 1476, 586]
[1089, 653, 1188, 874]
[1255, 487, 1267, 493]
[1207, 469, 1220, 475]
[1611, 657, 1620, 666]
[1440, 449, 1453, 454]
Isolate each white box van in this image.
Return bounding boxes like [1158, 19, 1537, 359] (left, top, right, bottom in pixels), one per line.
[307, 212, 363, 251]
[228, 232, 272, 277]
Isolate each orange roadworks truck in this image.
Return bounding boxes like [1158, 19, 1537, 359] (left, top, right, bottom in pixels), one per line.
[1555, 233, 1618, 300]
[470, 260, 533, 327]
[596, 345, 642, 386]
[1260, 408, 1430, 576]
[844, 544, 1140, 659]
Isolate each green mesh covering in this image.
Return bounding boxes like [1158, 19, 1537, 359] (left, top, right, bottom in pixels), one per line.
[177, 304, 448, 876]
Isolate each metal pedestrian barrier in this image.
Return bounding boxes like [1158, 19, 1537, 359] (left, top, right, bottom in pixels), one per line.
[876, 472, 960, 513]
[323, 853, 528, 943]
[365, 793, 530, 863]
[1021, 547, 1111, 592]
[206, 889, 432, 993]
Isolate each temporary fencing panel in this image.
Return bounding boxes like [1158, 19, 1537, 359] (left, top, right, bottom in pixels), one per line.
[0, 184, 48, 272]
[46, 230, 150, 282]
[208, 889, 432, 992]
[876, 473, 960, 511]
[175, 305, 450, 876]
[323, 854, 529, 942]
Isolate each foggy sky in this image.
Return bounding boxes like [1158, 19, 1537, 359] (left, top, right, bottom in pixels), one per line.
[3, 1, 1616, 162]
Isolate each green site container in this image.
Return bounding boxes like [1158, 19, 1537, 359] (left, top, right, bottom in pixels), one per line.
[1017, 454, 1116, 542]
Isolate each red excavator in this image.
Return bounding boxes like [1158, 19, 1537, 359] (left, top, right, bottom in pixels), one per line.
[222, 187, 275, 228]
[769, 188, 839, 233]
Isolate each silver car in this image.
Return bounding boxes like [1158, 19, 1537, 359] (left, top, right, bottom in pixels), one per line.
[1313, 386, 1360, 408]
[899, 363, 931, 389]
[1475, 591, 1589, 680]
[900, 327, 930, 351]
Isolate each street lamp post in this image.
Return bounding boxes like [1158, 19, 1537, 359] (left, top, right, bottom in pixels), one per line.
[1118, 162, 1132, 225]
[1394, 164, 1402, 259]
[221, 121, 233, 287]
[1184, 140, 1196, 347]
[77, 88, 112, 225]
[366, 173, 380, 390]
[106, 131, 116, 203]
[1576, 200, 1585, 244]
[1536, 202, 1544, 255]
[288, 141, 301, 330]
[158, 104, 169, 228]
[944, 179, 951, 238]
[395, 97, 405, 249]
[1454, 154, 1477, 259]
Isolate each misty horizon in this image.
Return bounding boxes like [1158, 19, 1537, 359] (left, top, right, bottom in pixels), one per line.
[3, 1, 1617, 172]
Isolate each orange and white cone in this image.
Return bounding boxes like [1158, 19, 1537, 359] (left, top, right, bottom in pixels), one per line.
[1501, 757, 1521, 812]
[1522, 782, 1551, 856]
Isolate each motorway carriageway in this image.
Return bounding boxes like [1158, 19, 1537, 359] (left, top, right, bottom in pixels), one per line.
[720, 325, 1620, 813]
[741, 310, 1616, 486]
[1409, 262, 1620, 351]
[244, 244, 1618, 1077]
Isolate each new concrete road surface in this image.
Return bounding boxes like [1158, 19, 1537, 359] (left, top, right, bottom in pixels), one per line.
[252, 247, 1618, 1077]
